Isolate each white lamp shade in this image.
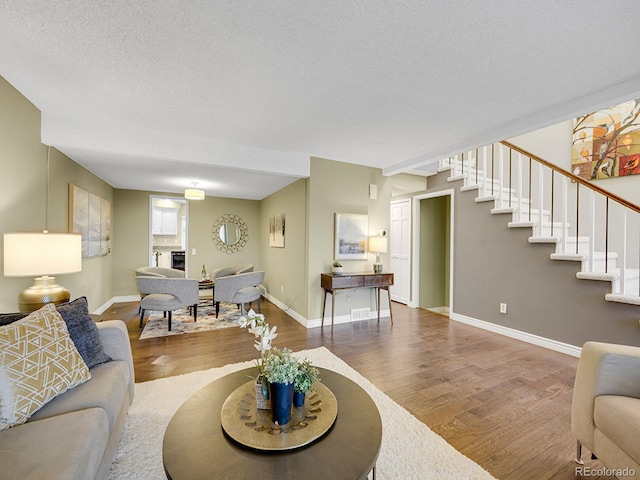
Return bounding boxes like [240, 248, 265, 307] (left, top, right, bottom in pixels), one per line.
[368, 236, 388, 254]
[4, 233, 82, 277]
[184, 188, 205, 200]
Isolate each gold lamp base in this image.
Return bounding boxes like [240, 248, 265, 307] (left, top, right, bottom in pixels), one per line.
[18, 276, 70, 312]
[373, 263, 383, 273]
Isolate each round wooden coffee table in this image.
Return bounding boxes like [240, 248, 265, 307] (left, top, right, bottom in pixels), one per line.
[163, 367, 382, 480]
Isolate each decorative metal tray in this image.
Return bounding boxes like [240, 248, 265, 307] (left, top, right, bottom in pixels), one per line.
[220, 380, 338, 451]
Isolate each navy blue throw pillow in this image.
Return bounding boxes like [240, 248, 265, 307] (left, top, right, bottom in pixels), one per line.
[0, 312, 29, 327]
[56, 297, 111, 368]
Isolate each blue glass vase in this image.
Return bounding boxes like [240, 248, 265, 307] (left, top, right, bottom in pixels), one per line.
[269, 382, 294, 425]
[293, 391, 305, 407]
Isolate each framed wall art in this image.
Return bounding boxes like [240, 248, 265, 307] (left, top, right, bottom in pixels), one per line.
[269, 213, 285, 247]
[572, 98, 640, 180]
[334, 213, 368, 260]
[69, 184, 111, 258]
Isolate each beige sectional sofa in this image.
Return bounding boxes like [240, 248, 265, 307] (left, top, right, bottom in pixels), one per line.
[572, 341, 640, 480]
[0, 302, 134, 480]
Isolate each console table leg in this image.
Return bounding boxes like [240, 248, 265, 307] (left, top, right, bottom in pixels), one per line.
[321, 290, 327, 328]
[376, 288, 381, 323]
[387, 287, 393, 325]
[331, 291, 335, 333]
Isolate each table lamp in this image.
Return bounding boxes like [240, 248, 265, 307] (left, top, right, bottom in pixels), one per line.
[4, 232, 82, 312]
[369, 236, 388, 273]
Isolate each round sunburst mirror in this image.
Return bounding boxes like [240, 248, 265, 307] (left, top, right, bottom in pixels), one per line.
[211, 214, 248, 254]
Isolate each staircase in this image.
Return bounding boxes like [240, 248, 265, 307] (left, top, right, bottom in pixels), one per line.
[437, 141, 640, 306]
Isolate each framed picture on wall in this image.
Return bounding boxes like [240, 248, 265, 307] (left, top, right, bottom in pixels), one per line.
[572, 98, 640, 180]
[69, 184, 111, 258]
[334, 213, 368, 260]
[269, 213, 285, 247]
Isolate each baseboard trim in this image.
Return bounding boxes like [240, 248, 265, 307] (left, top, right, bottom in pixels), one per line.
[426, 306, 449, 315]
[450, 312, 582, 357]
[93, 298, 114, 315]
[94, 295, 140, 315]
[263, 292, 308, 328]
[306, 309, 391, 329]
[263, 293, 391, 329]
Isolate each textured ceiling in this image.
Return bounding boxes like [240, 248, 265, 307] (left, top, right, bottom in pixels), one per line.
[2, 1, 640, 199]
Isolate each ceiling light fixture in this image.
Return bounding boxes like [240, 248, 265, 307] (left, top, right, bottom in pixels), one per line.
[184, 182, 205, 200]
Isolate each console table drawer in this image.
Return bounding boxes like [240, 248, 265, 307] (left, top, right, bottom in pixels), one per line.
[364, 274, 394, 287]
[322, 274, 365, 289]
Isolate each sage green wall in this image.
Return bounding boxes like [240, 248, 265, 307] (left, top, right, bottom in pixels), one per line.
[112, 190, 149, 296]
[306, 157, 425, 322]
[0, 76, 114, 312]
[419, 195, 450, 309]
[259, 179, 309, 317]
[112, 190, 261, 296]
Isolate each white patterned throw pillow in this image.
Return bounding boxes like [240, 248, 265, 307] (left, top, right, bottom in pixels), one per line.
[0, 303, 91, 430]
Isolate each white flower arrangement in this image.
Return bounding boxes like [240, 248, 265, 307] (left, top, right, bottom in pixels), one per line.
[239, 309, 278, 375]
[263, 347, 299, 385]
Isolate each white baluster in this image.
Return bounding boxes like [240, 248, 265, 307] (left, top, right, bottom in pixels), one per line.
[589, 190, 595, 272]
[620, 208, 627, 294]
[482, 145, 488, 197]
[516, 153, 523, 223]
[538, 162, 544, 237]
[498, 145, 504, 209]
[561, 176, 568, 254]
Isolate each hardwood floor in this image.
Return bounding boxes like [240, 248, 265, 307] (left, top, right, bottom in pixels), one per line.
[100, 299, 612, 479]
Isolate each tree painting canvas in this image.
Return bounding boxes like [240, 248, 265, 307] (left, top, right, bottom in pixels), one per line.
[572, 98, 640, 180]
[269, 213, 285, 247]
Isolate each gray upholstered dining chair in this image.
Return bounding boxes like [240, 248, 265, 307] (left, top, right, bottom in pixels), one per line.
[213, 271, 264, 317]
[136, 276, 199, 331]
[135, 266, 186, 279]
[209, 264, 253, 281]
[134, 266, 186, 314]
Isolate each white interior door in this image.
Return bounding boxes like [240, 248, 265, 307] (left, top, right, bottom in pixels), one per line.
[390, 199, 411, 304]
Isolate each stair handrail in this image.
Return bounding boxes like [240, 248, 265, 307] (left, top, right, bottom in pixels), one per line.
[500, 140, 640, 214]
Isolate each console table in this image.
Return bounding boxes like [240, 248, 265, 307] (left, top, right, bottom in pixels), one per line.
[320, 272, 394, 332]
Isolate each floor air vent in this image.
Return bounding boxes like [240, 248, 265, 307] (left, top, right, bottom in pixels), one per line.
[350, 308, 370, 321]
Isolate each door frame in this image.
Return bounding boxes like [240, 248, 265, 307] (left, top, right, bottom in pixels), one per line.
[410, 189, 454, 313]
[148, 195, 190, 274]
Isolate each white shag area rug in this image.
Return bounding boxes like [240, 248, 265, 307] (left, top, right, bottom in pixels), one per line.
[108, 347, 496, 480]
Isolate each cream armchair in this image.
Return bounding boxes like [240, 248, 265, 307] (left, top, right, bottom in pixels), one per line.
[572, 341, 640, 479]
[214, 271, 264, 317]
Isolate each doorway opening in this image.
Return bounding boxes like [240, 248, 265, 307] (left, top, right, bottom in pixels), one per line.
[412, 190, 453, 315]
[148, 196, 189, 274]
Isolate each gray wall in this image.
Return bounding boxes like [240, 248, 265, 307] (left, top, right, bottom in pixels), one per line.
[425, 171, 640, 347]
[0, 76, 114, 312]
